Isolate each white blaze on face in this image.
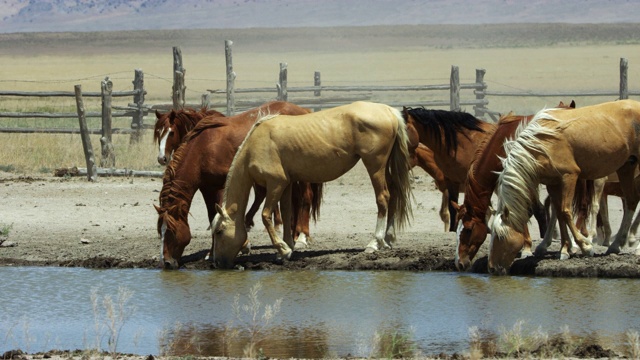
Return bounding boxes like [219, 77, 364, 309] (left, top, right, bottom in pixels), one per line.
[160, 220, 167, 261]
[455, 220, 463, 264]
[158, 128, 172, 161]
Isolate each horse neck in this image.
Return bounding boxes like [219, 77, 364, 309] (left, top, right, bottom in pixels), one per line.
[223, 150, 253, 224]
[161, 146, 202, 212]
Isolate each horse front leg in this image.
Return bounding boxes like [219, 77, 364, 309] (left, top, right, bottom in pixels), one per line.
[535, 195, 557, 256]
[446, 179, 460, 232]
[557, 175, 594, 258]
[261, 183, 293, 260]
[440, 189, 450, 232]
[530, 196, 548, 243]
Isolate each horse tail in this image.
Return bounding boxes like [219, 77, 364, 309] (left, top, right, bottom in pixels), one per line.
[388, 108, 414, 230]
[310, 183, 324, 222]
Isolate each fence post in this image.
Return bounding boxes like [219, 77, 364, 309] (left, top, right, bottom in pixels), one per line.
[277, 63, 288, 101]
[314, 71, 321, 112]
[620, 57, 629, 100]
[131, 69, 145, 144]
[74, 85, 97, 182]
[474, 68, 487, 119]
[172, 46, 186, 110]
[450, 65, 460, 111]
[100, 77, 115, 168]
[225, 40, 236, 116]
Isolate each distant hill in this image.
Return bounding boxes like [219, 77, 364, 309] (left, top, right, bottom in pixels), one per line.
[1, 0, 640, 33]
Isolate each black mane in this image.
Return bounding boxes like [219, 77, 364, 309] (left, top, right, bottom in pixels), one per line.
[405, 108, 485, 154]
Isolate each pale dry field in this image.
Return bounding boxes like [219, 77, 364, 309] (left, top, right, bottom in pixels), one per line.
[0, 25, 639, 173]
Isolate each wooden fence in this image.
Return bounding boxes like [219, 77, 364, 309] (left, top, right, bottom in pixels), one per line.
[0, 40, 637, 179]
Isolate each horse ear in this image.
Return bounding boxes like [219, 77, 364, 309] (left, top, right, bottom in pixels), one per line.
[570, 100, 576, 108]
[155, 110, 162, 119]
[154, 204, 162, 214]
[215, 204, 227, 218]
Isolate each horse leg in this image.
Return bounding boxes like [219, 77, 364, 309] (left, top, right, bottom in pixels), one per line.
[261, 183, 293, 260]
[362, 163, 391, 253]
[446, 179, 460, 232]
[546, 184, 572, 259]
[440, 189, 450, 232]
[530, 197, 548, 244]
[293, 182, 313, 250]
[598, 194, 612, 246]
[520, 225, 533, 258]
[607, 162, 639, 254]
[535, 196, 558, 256]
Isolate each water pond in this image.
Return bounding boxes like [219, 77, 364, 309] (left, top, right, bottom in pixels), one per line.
[1, 267, 638, 357]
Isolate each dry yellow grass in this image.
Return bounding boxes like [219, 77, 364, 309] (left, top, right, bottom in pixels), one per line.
[1, 26, 639, 173]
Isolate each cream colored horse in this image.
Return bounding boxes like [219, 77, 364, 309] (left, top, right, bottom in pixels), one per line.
[211, 101, 414, 269]
[489, 100, 640, 274]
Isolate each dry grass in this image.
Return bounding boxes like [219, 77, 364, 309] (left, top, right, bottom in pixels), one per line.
[1, 25, 640, 173]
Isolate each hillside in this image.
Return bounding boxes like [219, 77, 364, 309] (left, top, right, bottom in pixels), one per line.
[1, 0, 640, 33]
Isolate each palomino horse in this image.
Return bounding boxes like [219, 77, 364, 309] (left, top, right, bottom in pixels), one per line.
[153, 107, 225, 165]
[402, 108, 496, 232]
[211, 101, 413, 269]
[453, 101, 575, 271]
[410, 143, 463, 232]
[489, 99, 640, 274]
[156, 101, 321, 269]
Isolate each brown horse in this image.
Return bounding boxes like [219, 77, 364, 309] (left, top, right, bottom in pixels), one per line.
[156, 101, 322, 269]
[153, 106, 288, 232]
[212, 101, 413, 269]
[489, 100, 640, 274]
[453, 101, 575, 271]
[402, 107, 496, 232]
[153, 107, 225, 165]
[410, 143, 463, 232]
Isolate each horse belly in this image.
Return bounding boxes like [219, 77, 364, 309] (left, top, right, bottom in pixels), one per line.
[571, 142, 631, 179]
[288, 154, 361, 183]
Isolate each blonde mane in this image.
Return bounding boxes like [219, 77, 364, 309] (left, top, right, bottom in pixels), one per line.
[492, 108, 560, 236]
[222, 110, 280, 204]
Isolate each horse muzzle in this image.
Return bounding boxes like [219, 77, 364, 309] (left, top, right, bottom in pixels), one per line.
[163, 257, 180, 270]
[157, 155, 168, 166]
[456, 257, 471, 271]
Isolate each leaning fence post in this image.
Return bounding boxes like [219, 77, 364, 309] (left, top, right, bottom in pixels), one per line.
[450, 65, 460, 111]
[474, 68, 487, 119]
[620, 57, 628, 100]
[130, 69, 145, 144]
[314, 71, 321, 112]
[172, 46, 186, 110]
[278, 63, 288, 101]
[100, 77, 115, 168]
[225, 40, 236, 116]
[74, 85, 97, 182]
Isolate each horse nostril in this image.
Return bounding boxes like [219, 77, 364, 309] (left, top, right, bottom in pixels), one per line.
[164, 259, 178, 270]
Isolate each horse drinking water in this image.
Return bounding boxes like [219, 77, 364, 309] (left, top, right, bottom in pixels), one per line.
[489, 100, 640, 274]
[211, 101, 414, 269]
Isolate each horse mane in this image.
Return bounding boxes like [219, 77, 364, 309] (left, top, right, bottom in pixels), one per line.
[492, 109, 559, 236]
[404, 108, 486, 155]
[223, 110, 280, 204]
[157, 137, 196, 234]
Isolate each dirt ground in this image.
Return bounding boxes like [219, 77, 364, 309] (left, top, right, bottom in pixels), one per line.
[2, 163, 640, 277]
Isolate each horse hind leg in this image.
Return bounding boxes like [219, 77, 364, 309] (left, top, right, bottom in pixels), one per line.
[292, 182, 313, 250]
[607, 162, 640, 254]
[362, 162, 392, 253]
[439, 189, 450, 232]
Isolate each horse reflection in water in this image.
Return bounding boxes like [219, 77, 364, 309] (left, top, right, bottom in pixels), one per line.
[490, 100, 640, 274]
[212, 101, 414, 269]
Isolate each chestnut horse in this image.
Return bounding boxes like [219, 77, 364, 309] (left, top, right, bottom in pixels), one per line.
[212, 101, 413, 269]
[402, 107, 498, 232]
[410, 143, 463, 232]
[153, 107, 225, 165]
[489, 100, 640, 274]
[156, 101, 322, 269]
[453, 101, 575, 271]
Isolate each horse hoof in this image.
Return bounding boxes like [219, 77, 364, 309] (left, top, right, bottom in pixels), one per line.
[364, 246, 377, 253]
[520, 250, 534, 259]
[606, 246, 620, 255]
[294, 235, 308, 250]
[559, 252, 570, 260]
[583, 245, 594, 257]
[534, 246, 547, 257]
